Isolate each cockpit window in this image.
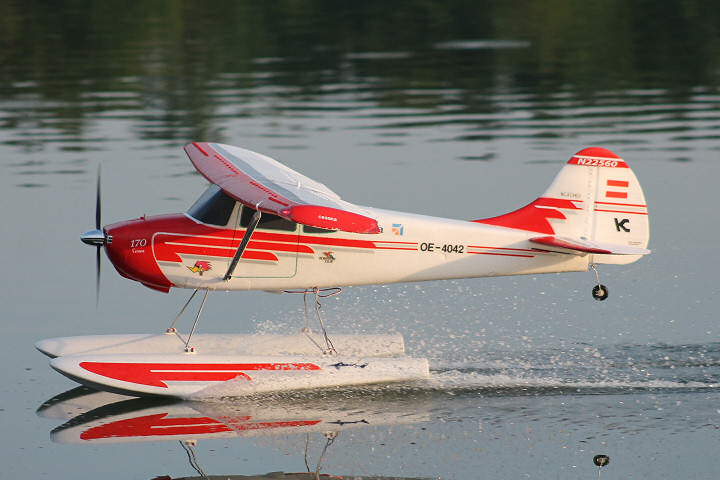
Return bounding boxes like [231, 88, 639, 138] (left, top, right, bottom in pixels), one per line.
[187, 185, 236, 226]
[240, 205, 297, 231]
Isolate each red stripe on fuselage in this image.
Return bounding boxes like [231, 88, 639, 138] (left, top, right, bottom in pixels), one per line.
[144, 215, 405, 260]
[474, 197, 582, 234]
[156, 243, 280, 262]
[468, 252, 535, 258]
[154, 232, 315, 263]
[467, 245, 536, 258]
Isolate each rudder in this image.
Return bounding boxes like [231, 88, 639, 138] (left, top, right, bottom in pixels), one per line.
[573, 147, 649, 264]
[476, 147, 649, 265]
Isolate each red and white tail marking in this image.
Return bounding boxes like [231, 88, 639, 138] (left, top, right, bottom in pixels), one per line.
[567, 147, 628, 168]
[605, 179, 630, 199]
[476, 147, 649, 263]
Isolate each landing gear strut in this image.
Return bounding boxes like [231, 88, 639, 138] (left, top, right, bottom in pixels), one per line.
[590, 264, 608, 301]
[165, 288, 209, 352]
[287, 287, 342, 356]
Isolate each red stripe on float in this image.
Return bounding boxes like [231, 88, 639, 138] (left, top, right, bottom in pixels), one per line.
[80, 413, 322, 440]
[80, 362, 322, 388]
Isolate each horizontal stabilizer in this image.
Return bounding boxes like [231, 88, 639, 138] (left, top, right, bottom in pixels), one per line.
[529, 235, 651, 256]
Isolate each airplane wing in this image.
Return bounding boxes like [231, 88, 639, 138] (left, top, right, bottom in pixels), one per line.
[529, 235, 651, 255]
[184, 142, 380, 234]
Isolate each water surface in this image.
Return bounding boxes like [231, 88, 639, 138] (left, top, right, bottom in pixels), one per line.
[2, 2, 719, 479]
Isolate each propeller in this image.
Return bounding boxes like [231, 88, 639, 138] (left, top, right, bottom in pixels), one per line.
[80, 165, 106, 306]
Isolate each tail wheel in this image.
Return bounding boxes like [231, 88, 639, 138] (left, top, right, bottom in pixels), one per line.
[589, 263, 609, 301]
[592, 284, 609, 301]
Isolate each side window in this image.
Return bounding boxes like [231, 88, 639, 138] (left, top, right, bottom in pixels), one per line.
[187, 185, 236, 226]
[240, 206, 297, 231]
[302, 225, 337, 234]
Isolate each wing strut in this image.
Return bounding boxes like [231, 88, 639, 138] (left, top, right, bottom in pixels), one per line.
[224, 210, 262, 281]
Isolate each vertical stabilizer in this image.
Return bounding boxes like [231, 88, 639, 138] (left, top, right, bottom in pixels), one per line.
[475, 147, 649, 265]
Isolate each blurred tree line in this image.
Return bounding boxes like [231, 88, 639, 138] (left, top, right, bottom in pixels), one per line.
[1, 0, 718, 141]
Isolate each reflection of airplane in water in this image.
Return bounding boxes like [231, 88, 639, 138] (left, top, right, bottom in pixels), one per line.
[151, 474, 340, 479]
[147, 474, 427, 480]
[39, 386, 430, 444]
[151, 474, 341, 480]
[38, 387, 432, 480]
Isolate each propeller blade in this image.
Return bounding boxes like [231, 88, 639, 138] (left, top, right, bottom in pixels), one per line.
[95, 164, 102, 230]
[95, 164, 102, 308]
[96, 245, 101, 308]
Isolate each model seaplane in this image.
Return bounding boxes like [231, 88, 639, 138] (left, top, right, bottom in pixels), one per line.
[37, 143, 650, 397]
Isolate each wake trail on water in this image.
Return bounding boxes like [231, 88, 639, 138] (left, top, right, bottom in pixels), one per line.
[427, 367, 716, 395]
[189, 342, 720, 400]
[422, 342, 720, 395]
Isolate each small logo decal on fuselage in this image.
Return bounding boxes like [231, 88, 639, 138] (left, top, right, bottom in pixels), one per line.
[320, 252, 336, 263]
[188, 260, 212, 275]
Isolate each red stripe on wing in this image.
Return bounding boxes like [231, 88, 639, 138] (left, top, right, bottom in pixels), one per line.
[289, 205, 381, 234]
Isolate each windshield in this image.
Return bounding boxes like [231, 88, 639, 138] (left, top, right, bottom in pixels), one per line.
[187, 185, 236, 226]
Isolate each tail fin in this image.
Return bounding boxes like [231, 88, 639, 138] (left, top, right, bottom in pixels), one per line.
[475, 147, 650, 265]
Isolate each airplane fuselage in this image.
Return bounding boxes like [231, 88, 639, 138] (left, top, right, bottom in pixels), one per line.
[103, 201, 588, 293]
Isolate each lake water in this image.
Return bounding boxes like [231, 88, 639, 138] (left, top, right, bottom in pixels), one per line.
[1, 2, 719, 479]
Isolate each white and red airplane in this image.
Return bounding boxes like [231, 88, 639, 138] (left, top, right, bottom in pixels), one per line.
[37, 143, 649, 397]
